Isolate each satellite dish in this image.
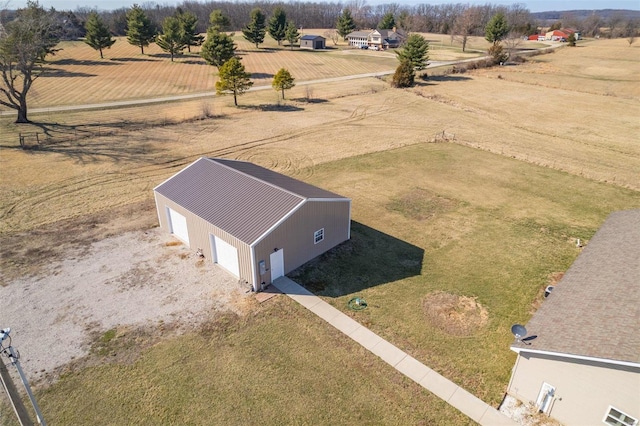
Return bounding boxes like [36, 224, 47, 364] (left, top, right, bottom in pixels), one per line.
[511, 324, 534, 345]
[511, 324, 527, 339]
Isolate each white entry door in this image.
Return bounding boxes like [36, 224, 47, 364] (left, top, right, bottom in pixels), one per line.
[211, 235, 240, 277]
[270, 249, 284, 282]
[167, 207, 189, 246]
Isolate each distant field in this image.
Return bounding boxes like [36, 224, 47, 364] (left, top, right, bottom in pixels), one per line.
[1, 35, 639, 424]
[4, 31, 493, 110]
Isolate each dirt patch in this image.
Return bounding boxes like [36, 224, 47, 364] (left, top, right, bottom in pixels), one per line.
[423, 291, 489, 337]
[387, 188, 459, 221]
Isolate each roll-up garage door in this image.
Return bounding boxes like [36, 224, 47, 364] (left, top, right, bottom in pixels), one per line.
[167, 208, 189, 246]
[213, 235, 240, 277]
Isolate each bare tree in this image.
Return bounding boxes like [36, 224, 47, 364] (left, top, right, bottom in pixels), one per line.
[0, 1, 60, 123]
[452, 7, 480, 52]
[503, 30, 523, 60]
[323, 29, 339, 46]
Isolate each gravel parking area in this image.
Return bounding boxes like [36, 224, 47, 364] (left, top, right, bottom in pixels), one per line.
[0, 227, 248, 382]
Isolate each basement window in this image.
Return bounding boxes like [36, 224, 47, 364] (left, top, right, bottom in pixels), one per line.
[314, 228, 324, 244]
[604, 406, 638, 426]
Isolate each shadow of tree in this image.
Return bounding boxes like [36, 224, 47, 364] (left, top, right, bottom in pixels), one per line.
[290, 97, 328, 104]
[421, 75, 472, 82]
[237, 104, 304, 112]
[289, 221, 424, 297]
[40, 68, 97, 77]
[251, 72, 274, 79]
[53, 58, 121, 66]
[110, 57, 158, 62]
[5, 121, 171, 164]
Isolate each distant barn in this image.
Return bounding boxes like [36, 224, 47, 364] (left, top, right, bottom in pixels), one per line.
[300, 35, 326, 50]
[154, 158, 351, 292]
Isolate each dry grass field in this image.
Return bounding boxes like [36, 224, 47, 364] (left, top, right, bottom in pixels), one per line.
[1, 35, 639, 424]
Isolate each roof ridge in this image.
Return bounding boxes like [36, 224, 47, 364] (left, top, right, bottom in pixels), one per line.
[207, 157, 306, 201]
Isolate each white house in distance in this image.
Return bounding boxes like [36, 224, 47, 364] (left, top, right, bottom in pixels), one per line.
[346, 28, 405, 49]
[506, 209, 640, 426]
[153, 157, 351, 292]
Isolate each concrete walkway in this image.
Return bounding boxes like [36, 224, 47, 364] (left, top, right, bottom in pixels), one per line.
[272, 277, 516, 425]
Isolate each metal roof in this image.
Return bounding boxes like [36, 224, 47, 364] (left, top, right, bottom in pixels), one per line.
[512, 209, 640, 365]
[300, 35, 325, 40]
[154, 158, 348, 244]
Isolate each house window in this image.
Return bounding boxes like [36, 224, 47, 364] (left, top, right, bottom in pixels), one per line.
[604, 406, 638, 426]
[314, 228, 324, 244]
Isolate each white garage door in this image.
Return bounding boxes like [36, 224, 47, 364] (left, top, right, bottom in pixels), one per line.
[212, 235, 240, 277]
[167, 207, 189, 246]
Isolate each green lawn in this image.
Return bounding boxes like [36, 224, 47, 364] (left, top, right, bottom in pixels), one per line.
[7, 142, 639, 424]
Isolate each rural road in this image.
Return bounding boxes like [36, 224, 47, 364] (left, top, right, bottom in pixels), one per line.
[0, 57, 488, 117]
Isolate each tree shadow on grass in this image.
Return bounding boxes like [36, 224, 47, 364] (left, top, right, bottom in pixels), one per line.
[237, 104, 304, 112]
[251, 72, 274, 79]
[4, 121, 170, 164]
[41, 68, 97, 77]
[289, 221, 424, 297]
[53, 58, 121, 66]
[290, 97, 328, 104]
[110, 57, 158, 62]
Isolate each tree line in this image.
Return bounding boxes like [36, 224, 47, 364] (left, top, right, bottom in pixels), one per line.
[3, 1, 639, 42]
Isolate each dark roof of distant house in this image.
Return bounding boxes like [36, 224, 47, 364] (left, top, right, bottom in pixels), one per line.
[512, 209, 640, 366]
[154, 158, 348, 244]
[300, 35, 325, 40]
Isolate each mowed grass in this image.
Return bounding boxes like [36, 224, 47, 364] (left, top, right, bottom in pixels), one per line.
[291, 142, 640, 405]
[1, 34, 639, 424]
[10, 142, 638, 424]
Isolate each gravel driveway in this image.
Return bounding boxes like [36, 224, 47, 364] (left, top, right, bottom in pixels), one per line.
[0, 227, 247, 382]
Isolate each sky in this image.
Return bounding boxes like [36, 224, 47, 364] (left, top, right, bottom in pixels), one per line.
[6, 0, 640, 13]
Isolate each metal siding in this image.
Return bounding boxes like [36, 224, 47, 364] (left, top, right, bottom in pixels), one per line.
[508, 354, 640, 426]
[155, 192, 253, 286]
[254, 200, 351, 283]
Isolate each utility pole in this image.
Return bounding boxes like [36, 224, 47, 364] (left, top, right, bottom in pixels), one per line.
[0, 328, 46, 426]
[0, 357, 33, 426]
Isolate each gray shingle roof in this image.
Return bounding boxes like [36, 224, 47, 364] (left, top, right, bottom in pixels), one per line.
[512, 209, 640, 365]
[154, 158, 347, 244]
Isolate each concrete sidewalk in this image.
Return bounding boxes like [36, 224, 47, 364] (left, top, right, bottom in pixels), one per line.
[272, 277, 516, 425]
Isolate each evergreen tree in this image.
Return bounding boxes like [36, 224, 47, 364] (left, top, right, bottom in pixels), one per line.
[209, 10, 231, 32]
[391, 58, 415, 88]
[242, 8, 266, 48]
[285, 21, 300, 50]
[336, 9, 356, 40]
[379, 12, 395, 30]
[177, 10, 203, 53]
[268, 7, 287, 45]
[126, 4, 155, 54]
[396, 34, 429, 70]
[200, 27, 236, 69]
[156, 16, 186, 61]
[216, 57, 253, 106]
[84, 12, 115, 59]
[485, 12, 509, 46]
[567, 32, 576, 46]
[272, 68, 295, 99]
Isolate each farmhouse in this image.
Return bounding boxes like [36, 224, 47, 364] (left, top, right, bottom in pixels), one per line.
[545, 28, 579, 41]
[153, 158, 351, 292]
[346, 28, 405, 49]
[506, 209, 640, 426]
[299, 35, 325, 50]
